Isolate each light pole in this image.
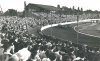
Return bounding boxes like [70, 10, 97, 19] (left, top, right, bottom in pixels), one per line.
[50, 11, 53, 36]
[50, 11, 55, 36]
[76, 13, 79, 44]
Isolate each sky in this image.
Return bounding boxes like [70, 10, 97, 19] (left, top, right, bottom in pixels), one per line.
[0, 0, 100, 12]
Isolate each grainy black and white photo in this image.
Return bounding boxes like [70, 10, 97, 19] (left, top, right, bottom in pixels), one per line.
[0, 0, 100, 61]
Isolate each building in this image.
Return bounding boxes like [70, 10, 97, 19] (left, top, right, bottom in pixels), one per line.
[23, 2, 58, 17]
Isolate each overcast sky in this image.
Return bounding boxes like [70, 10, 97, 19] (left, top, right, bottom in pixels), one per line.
[0, 0, 100, 12]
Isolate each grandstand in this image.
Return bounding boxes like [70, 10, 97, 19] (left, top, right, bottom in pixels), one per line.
[24, 2, 58, 17]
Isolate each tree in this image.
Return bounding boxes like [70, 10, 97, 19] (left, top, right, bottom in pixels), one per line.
[80, 8, 83, 14]
[81, 8, 83, 12]
[72, 6, 75, 10]
[84, 10, 92, 13]
[56, 4, 62, 14]
[77, 7, 80, 12]
[57, 4, 60, 9]
[72, 6, 75, 15]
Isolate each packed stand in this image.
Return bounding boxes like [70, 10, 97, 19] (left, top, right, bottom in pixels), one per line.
[30, 12, 100, 26]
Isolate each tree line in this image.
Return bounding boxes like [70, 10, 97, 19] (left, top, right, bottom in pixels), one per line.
[2, 5, 100, 16]
[56, 5, 100, 15]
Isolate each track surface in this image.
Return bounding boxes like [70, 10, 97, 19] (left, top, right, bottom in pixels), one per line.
[42, 25, 100, 47]
[77, 23, 100, 38]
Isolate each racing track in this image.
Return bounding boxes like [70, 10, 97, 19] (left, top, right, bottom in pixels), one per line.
[42, 25, 100, 47]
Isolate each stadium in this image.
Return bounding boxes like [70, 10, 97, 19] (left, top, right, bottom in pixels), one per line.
[1, 1, 100, 61]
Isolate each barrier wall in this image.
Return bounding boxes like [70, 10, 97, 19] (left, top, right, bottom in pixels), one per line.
[41, 19, 100, 31]
[41, 21, 77, 31]
[41, 19, 100, 39]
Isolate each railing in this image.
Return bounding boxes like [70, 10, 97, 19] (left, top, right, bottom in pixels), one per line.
[41, 19, 100, 31]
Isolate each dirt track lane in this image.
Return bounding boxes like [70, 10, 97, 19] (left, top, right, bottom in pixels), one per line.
[42, 26, 100, 47]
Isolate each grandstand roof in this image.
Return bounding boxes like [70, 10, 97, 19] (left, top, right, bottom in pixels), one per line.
[26, 3, 58, 11]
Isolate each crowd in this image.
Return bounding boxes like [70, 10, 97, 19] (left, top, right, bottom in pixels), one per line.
[31, 12, 100, 24]
[0, 12, 100, 61]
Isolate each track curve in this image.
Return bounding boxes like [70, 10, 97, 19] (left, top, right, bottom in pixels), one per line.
[42, 25, 100, 47]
